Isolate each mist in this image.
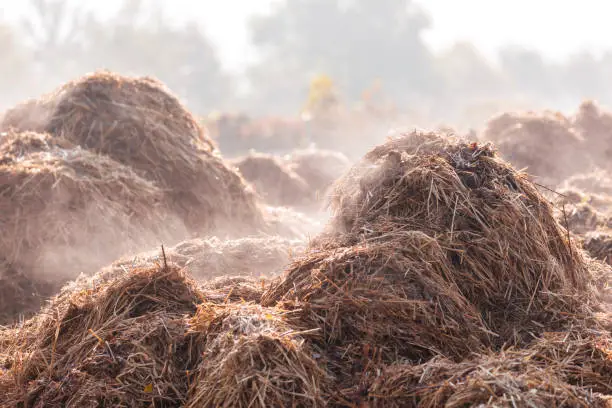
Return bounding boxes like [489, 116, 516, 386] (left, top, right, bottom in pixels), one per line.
[0, 0, 610, 133]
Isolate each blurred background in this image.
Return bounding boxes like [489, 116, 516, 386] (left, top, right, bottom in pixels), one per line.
[1, 0, 610, 153]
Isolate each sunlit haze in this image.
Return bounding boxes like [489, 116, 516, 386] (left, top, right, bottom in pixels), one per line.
[2, 0, 611, 71]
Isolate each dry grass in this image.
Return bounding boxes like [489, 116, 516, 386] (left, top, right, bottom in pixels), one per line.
[0, 260, 329, 407]
[0, 137, 180, 324]
[3, 71, 265, 235]
[261, 131, 606, 402]
[358, 326, 612, 408]
[2, 127, 611, 407]
[263, 233, 491, 364]
[0, 145, 169, 267]
[324, 131, 595, 340]
[0, 264, 204, 407]
[186, 303, 330, 407]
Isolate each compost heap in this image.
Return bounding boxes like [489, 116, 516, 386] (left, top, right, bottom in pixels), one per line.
[0, 133, 177, 325]
[263, 131, 612, 405]
[231, 152, 311, 208]
[572, 100, 612, 167]
[283, 147, 351, 202]
[482, 110, 587, 184]
[1, 71, 265, 235]
[1, 131, 610, 407]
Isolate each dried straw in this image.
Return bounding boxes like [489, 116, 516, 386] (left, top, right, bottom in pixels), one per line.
[359, 326, 612, 408]
[0, 141, 176, 324]
[0, 264, 204, 407]
[263, 232, 491, 365]
[324, 131, 595, 341]
[4, 71, 265, 235]
[186, 303, 330, 408]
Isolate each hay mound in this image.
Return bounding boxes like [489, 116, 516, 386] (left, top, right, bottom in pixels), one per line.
[0, 264, 204, 406]
[263, 233, 490, 366]
[0, 262, 331, 407]
[0, 145, 176, 324]
[231, 152, 311, 207]
[7, 71, 265, 234]
[283, 147, 350, 198]
[264, 131, 595, 369]
[186, 303, 330, 407]
[361, 328, 612, 408]
[482, 111, 585, 183]
[328, 132, 591, 330]
[572, 100, 612, 167]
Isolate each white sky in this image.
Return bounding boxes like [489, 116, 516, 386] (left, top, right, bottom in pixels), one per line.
[2, 0, 611, 72]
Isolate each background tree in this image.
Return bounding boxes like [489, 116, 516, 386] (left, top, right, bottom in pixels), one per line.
[246, 0, 436, 113]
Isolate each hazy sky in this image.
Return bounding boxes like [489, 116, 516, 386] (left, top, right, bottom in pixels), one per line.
[3, 0, 610, 72]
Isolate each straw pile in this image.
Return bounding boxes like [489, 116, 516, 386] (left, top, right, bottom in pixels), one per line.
[264, 131, 599, 371]
[2, 130, 610, 406]
[186, 303, 330, 407]
[358, 328, 612, 407]
[231, 152, 311, 207]
[283, 147, 351, 199]
[0, 258, 329, 407]
[573, 100, 612, 168]
[4, 71, 265, 234]
[482, 111, 585, 183]
[0, 138, 177, 324]
[0, 264, 204, 407]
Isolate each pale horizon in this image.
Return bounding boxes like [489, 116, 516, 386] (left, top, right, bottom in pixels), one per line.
[2, 0, 611, 73]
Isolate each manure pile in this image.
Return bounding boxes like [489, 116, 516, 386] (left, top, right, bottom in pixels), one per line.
[1, 71, 265, 235]
[231, 152, 311, 208]
[1, 131, 610, 407]
[231, 148, 350, 211]
[0, 71, 315, 325]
